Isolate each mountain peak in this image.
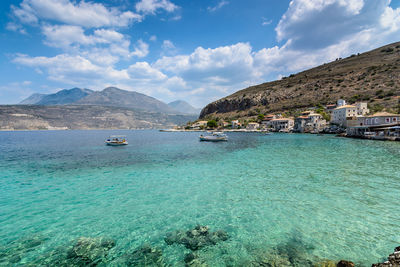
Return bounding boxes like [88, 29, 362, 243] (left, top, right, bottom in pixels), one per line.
[168, 100, 201, 115]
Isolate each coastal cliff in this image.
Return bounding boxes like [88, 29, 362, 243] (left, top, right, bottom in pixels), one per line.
[200, 42, 400, 120]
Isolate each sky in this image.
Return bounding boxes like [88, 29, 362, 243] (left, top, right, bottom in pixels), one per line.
[0, 0, 399, 107]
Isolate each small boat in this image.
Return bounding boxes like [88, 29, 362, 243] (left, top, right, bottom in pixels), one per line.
[105, 135, 128, 146]
[199, 132, 228, 142]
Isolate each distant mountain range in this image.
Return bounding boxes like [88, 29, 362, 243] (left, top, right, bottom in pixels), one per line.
[168, 100, 201, 115]
[20, 87, 200, 115]
[2, 87, 201, 130]
[0, 105, 196, 130]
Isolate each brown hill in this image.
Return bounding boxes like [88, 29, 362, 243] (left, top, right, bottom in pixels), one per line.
[200, 42, 400, 120]
[0, 105, 196, 130]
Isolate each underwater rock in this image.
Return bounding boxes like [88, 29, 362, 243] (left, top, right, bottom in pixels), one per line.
[165, 225, 229, 251]
[336, 260, 354, 267]
[250, 250, 292, 266]
[313, 260, 337, 267]
[184, 252, 208, 267]
[372, 246, 400, 267]
[120, 244, 164, 267]
[65, 236, 115, 266]
[0, 235, 47, 265]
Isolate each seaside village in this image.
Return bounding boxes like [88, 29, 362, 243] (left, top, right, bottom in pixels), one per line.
[185, 99, 400, 141]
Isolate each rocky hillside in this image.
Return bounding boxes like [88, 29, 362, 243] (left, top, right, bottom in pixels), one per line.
[0, 105, 196, 130]
[200, 42, 400, 120]
[20, 87, 180, 114]
[76, 87, 176, 114]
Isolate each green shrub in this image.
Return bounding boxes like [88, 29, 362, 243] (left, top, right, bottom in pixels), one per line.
[207, 120, 217, 128]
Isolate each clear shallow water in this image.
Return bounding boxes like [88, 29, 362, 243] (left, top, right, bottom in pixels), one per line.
[0, 130, 399, 266]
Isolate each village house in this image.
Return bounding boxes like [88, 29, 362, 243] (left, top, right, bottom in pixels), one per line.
[231, 120, 241, 129]
[331, 102, 369, 126]
[261, 114, 277, 128]
[294, 111, 326, 133]
[347, 112, 400, 137]
[269, 118, 294, 132]
[325, 104, 337, 115]
[191, 120, 208, 129]
[247, 122, 260, 130]
[218, 121, 229, 128]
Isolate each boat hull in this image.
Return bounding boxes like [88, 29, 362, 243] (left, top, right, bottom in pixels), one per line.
[199, 136, 227, 142]
[105, 141, 128, 146]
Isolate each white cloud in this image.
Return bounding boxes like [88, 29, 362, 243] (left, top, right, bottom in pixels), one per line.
[135, 0, 178, 15]
[262, 18, 272, 26]
[161, 40, 177, 56]
[9, 0, 400, 107]
[208, 1, 229, 12]
[127, 62, 166, 80]
[13, 53, 129, 84]
[131, 39, 149, 58]
[155, 42, 258, 85]
[6, 22, 27, 34]
[275, 0, 388, 50]
[149, 35, 157, 41]
[12, 0, 141, 28]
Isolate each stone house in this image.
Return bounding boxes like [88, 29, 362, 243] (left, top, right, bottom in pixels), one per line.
[247, 122, 260, 130]
[269, 118, 294, 132]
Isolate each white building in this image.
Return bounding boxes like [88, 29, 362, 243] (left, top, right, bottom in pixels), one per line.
[192, 120, 208, 129]
[231, 120, 241, 129]
[247, 122, 260, 130]
[337, 99, 346, 107]
[331, 102, 369, 126]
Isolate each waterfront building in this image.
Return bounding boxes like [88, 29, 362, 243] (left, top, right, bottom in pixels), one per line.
[269, 118, 294, 132]
[218, 121, 229, 128]
[346, 112, 400, 137]
[331, 102, 369, 126]
[325, 104, 337, 115]
[247, 122, 260, 130]
[231, 120, 241, 129]
[294, 113, 326, 133]
[191, 120, 208, 129]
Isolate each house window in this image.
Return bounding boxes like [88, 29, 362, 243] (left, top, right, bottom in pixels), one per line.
[386, 118, 390, 123]
[393, 118, 397, 122]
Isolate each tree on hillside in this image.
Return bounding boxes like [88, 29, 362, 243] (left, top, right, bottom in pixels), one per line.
[207, 120, 218, 128]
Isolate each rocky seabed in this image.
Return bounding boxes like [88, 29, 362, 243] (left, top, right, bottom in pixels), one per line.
[0, 226, 398, 266]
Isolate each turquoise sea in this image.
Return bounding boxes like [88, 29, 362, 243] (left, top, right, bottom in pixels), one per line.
[0, 130, 399, 266]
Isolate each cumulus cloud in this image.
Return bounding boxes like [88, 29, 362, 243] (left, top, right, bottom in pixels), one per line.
[135, 0, 178, 15]
[12, 0, 141, 28]
[131, 40, 150, 58]
[13, 54, 129, 84]
[9, 0, 400, 107]
[155, 42, 258, 85]
[276, 0, 388, 50]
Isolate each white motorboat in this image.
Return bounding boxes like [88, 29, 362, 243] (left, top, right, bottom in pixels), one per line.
[105, 135, 128, 146]
[199, 132, 228, 142]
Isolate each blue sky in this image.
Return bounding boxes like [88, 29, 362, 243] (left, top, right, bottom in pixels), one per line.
[0, 0, 399, 107]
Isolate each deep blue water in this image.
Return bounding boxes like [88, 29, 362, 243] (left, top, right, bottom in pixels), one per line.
[0, 130, 399, 266]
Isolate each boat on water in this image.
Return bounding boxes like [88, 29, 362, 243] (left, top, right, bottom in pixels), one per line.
[105, 135, 128, 146]
[199, 132, 228, 142]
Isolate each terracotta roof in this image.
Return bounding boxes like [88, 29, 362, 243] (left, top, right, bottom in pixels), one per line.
[270, 118, 293, 121]
[334, 105, 356, 109]
[297, 116, 309, 119]
[367, 112, 400, 117]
